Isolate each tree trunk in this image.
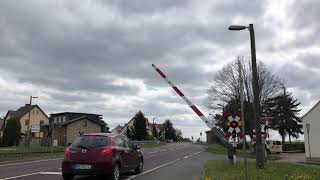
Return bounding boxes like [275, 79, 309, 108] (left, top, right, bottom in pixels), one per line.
[289, 133, 291, 144]
[281, 134, 285, 151]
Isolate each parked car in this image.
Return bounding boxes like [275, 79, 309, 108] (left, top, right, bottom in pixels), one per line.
[253, 140, 283, 154]
[62, 133, 143, 180]
[265, 140, 282, 154]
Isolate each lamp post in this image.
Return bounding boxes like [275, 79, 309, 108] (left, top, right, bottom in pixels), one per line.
[26, 96, 38, 146]
[228, 24, 264, 168]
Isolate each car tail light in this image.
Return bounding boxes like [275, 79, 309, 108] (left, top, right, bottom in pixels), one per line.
[65, 147, 71, 157]
[100, 148, 113, 156]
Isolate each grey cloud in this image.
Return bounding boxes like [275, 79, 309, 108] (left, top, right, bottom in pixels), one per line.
[297, 53, 320, 68]
[105, 0, 190, 15]
[0, 0, 319, 139]
[276, 63, 320, 96]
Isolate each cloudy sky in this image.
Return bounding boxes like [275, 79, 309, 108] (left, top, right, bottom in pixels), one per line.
[0, 0, 319, 141]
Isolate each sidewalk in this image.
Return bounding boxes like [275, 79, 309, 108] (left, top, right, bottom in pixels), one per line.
[275, 153, 320, 168]
[276, 153, 306, 163]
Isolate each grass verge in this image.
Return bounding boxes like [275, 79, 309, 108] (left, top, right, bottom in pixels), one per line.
[140, 142, 166, 148]
[202, 159, 320, 180]
[0, 152, 64, 164]
[0, 146, 65, 154]
[207, 144, 280, 161]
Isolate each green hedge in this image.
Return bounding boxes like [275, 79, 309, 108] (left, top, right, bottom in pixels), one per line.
[283, 143, 305, 151]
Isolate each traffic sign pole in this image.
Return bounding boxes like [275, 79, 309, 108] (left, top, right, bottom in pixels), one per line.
[238, 58, 248, 179]
[224, 113, 244, 166]
[233, 136, 237, 165]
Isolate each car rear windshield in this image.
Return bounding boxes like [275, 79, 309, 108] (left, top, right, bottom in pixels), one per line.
[71, 135, 110, 148]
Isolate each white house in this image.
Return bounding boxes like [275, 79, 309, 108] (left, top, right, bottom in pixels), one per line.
[301, 100, 320, 164]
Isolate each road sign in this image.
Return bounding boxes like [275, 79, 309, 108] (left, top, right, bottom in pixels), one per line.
[224, 114, 244, 140]
[53, 139, 58, 147]
[31, 124, 40, 133]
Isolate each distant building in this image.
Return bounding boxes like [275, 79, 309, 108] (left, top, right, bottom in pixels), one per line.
[111, 125, 124, 134]
[112, 117, 165, 137]
[205, 130, 220, 144]
[2, 104, 49, 139]
[301, 100, 320, 164]
[42, 112, 106, 146]
[0, 118, 3, 137]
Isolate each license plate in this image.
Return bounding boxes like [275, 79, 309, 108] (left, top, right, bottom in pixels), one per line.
[74, 164, 92, 170]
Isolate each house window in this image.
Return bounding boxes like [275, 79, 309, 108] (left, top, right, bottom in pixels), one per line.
[33, 110, 35, 114]
[83, 120, 87, 127]
[37, 111, 39, 114]
[62, 116, 66, 122]
[54, 117, 57, 123]
[40, 120, 44, 124]
[25, 119, 29, 125]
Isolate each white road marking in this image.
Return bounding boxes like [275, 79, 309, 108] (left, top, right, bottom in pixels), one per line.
[183, 155, 190, 159]
[126, 150, 203, 180]
[39, 172, 62, 175]
[175, 146, 185, 150]
[0, 171, 62, 180]
[146, 151, 157, 154]
[0, 172, 40, 180]
[0, 158, 63, 167]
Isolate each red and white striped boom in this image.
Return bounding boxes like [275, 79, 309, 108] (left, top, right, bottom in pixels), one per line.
[152, 64, 215, 129]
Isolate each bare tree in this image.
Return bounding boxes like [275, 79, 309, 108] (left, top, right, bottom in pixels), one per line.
[207, 57, 283, 110]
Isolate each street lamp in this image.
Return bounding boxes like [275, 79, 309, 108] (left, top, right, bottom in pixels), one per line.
[228, 25, 248, 31]
[228, 24, 264, 168]
[26, 96, 39, 146]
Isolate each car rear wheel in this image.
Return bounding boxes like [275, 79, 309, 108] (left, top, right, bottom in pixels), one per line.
[135, 159, 143, 174]
[62, 173, 74, 180]
[110, 163, 120, 180]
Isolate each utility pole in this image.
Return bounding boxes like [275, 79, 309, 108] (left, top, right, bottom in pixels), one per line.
[26, 96, 38, 146]
[238, 58, 248, 179]
[249, 24, 264, 168]
[51, 123, 55, 153]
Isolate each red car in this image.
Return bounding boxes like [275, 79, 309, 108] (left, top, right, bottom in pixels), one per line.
[62, 133, 143, 180]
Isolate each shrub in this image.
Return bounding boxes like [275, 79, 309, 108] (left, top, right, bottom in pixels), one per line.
[2, 118, 21, 146]
[283, 143, 305, 151]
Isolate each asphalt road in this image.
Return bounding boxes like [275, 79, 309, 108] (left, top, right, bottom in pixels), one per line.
[0, 143, 221, 180]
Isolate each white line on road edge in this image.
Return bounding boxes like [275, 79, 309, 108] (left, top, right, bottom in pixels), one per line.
[0, 171, 62, 180]
[0, 172, 40, 180]
[125, 150, 203, 180]
[39, 172, 62, 175]
[0, 158, 63, 167]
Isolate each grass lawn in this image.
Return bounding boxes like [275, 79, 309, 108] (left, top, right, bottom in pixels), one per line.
[0, 152, 65, 164]
[202, 159, 320, 180]
[0, 146, 66, 154]
[140, 142, 166, 148]
[207, 144, 280, 161]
